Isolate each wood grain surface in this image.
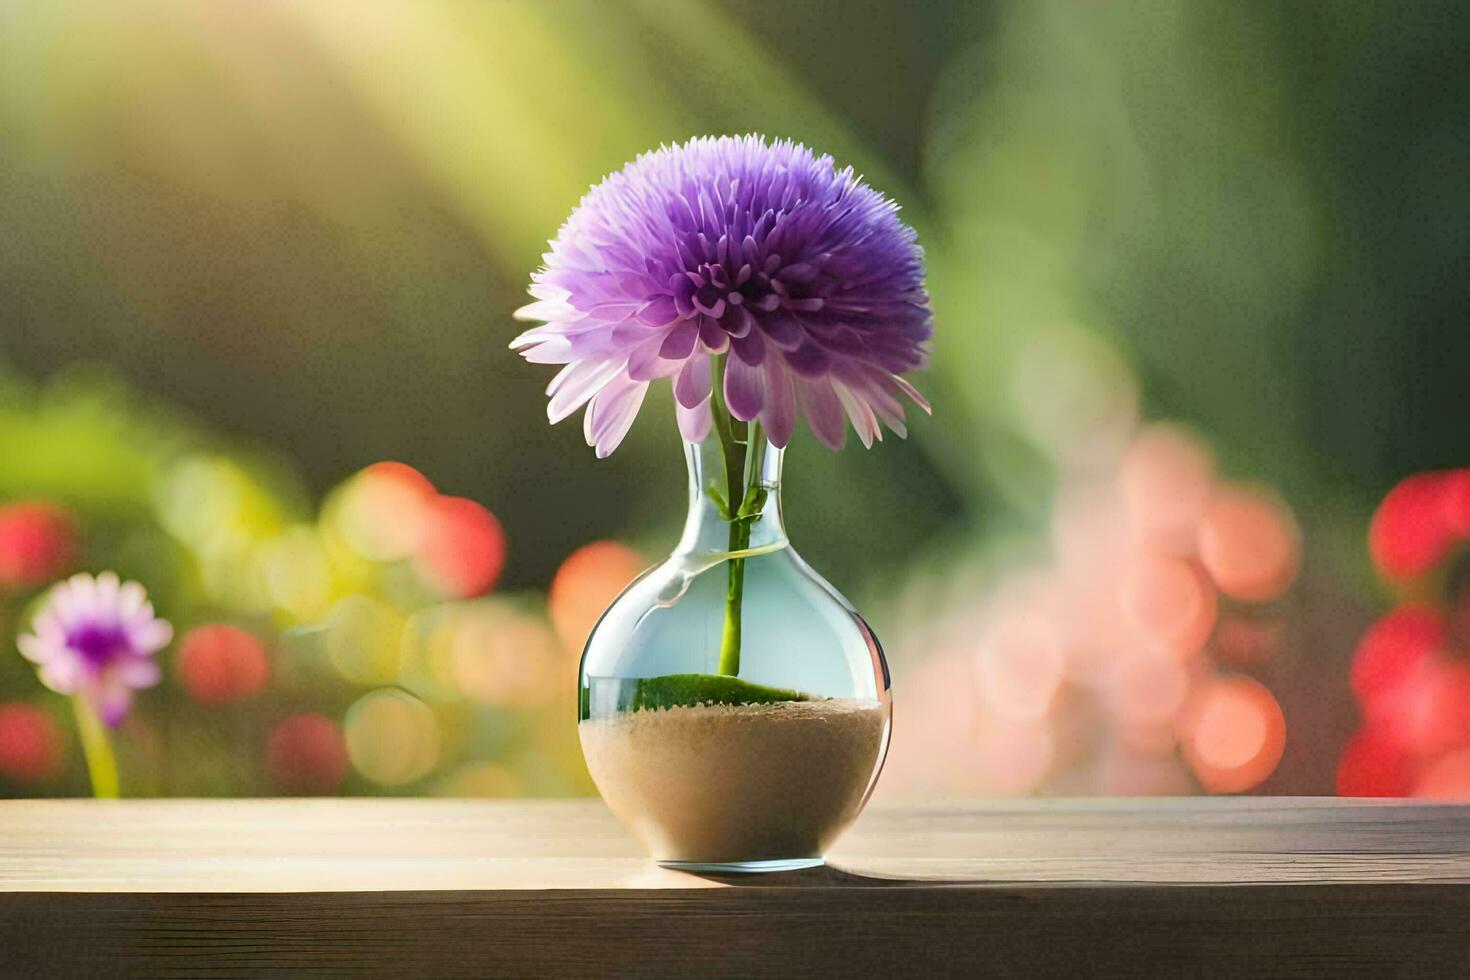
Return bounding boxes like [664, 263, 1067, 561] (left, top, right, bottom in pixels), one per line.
[1, 798, 1467, 976]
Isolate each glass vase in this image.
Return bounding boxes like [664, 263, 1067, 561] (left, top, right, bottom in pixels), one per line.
[578, 430, 891, 873]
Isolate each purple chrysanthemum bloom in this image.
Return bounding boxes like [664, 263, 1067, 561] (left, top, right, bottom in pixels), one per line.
[511, 135, 933, 456]
[17, 572, 172, 727]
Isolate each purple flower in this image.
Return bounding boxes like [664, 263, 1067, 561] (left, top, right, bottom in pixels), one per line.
[512, 135, 933, 456]
[17, 572, 172, 727]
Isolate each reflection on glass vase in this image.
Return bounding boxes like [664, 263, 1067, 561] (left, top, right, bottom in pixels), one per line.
[578, 429, 892, 873]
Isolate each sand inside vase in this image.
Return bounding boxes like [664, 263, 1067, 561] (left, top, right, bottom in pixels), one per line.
[579, 698, 888, 863]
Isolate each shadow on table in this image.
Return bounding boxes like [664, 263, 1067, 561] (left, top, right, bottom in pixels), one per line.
[684, 865, 934, 888]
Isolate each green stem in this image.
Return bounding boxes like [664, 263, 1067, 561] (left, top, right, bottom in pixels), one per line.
[719, 535, 746, 675]
[710, 355, 767, 678]
[709, 356, 742, 508]
[71, 697, 119, 799]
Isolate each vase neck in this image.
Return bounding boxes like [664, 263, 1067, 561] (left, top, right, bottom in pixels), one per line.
[675, 430, 787, 557]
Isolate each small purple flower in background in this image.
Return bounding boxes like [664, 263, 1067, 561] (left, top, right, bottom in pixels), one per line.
[512, 134, 933, 456]
[18, 571, 172, 727]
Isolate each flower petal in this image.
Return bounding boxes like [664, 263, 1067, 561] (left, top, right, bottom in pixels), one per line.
[516, 336, 575, 364]
[761, 358, 797, 448]
[724, 303, 755, 339]
[785, 341, 831, 379]
[724, 355, 766, 421]
[659, 319, 700, 360]
[97, 571, 120, 603]
[513, 298, 579, 322]
[585, 378, 648, 458]
[798, 379, 847, 450]
[757, 311, 805, 351]
[17, 633, 53, 665]
[776, 262, 818, 284]
[117, 581, 147, 619]
[636, 296, 680, 326]
[886, 372, 932, 414]
[52, 577, 88, 624]
[584, 302, 641, 322]
[674, 351, 712, 409]
[526, 281, 571, 303]
[809, 322, 866, 354]
[86, 678, 132, 729]
[547, 358, 624, 424]
[39, 659, 82, 696]
[130, 618, 173, 654]
[855, 369, 908, 437]
[731, 329, 765, 367]
[560, 330, 635, 363]
[698, 317, 730, 353]
[626, 336, 680, 382]
[671, 275, 696, 316]
[115, 657, 162, 688]
[833, 378, 879, 448]
[677, 398, 713, 443]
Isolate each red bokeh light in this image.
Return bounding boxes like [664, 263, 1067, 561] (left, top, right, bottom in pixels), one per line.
[1350, 606, 1443, 711]
[415, 496, 506, 599]
[1337, 726, 1415, 797]
[1415, 748, 1470, 800]
[1119, 556, 1217, 657]
[1369, 472, 1458, 581]
[548, 541, 646, 653]
[1103, 651, 1188, 729]
[0, 502, 78, 589]
[178, 625, 270, 704]
[364, 461, 436, 501]
[1393, 660, 1470, 757]
[1197, 487, 1301, 601]
[1441, 469, 1470, 537]
[0, 704, 63, 783]
[342, 461, 439, 561]
[1119, 423, 1215, 554]
[1179, 675, 1286, 793]
[1342, 468, 1470, 800]
[975, 612, 1066, 721]
[891, 419, 1304, 799]
[266, 713, 348, 795]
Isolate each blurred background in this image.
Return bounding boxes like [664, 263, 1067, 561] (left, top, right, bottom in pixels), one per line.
[0, 0, 1467, 799]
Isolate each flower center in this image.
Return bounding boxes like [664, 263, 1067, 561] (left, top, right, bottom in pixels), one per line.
[66, 622, 131, 669]
[684, 254, 825, 332]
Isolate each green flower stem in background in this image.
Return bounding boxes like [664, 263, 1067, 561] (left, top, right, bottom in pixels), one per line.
[71, 697, 119, 799]
[710, 356, 768, 678]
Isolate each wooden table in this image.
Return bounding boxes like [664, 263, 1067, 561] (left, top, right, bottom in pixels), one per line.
[1, 798, 1467, 976]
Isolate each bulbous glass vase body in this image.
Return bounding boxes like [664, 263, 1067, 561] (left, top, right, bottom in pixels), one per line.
[578, 434, 891, 872]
